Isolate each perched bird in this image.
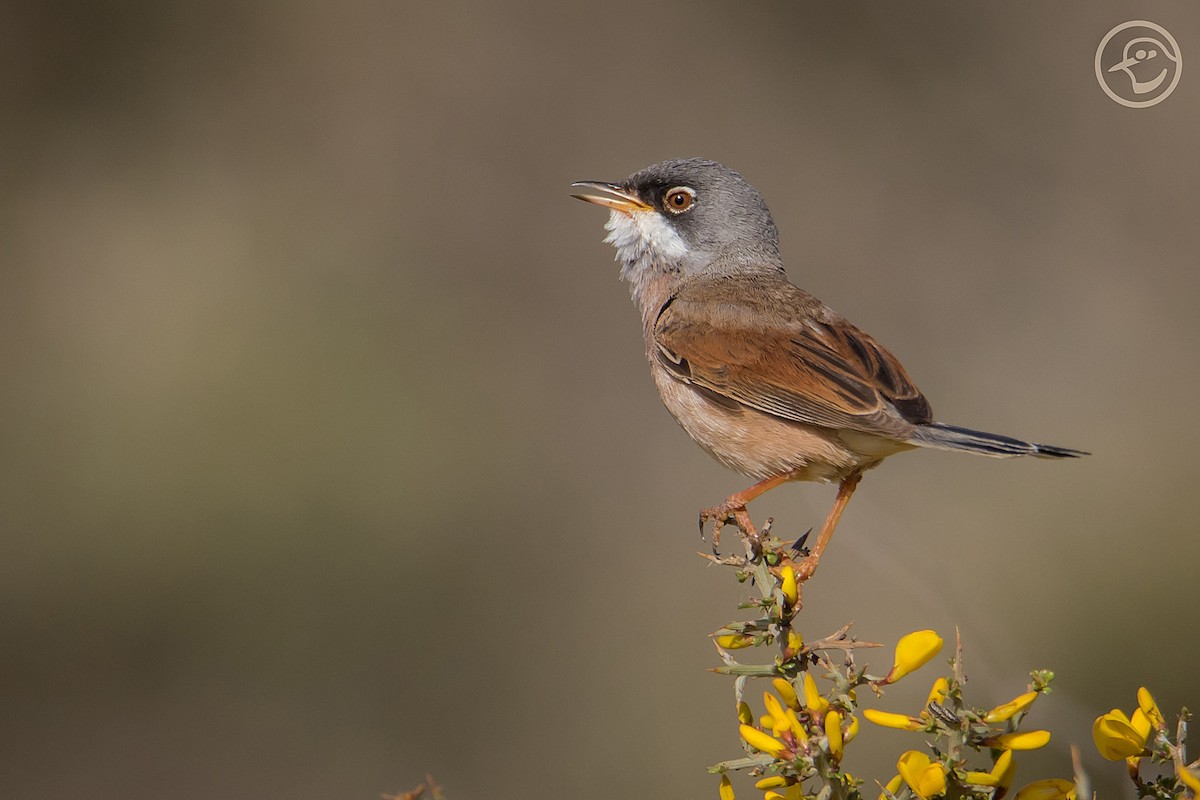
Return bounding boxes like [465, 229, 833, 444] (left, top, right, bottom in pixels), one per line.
[572, 158, 1085, 576]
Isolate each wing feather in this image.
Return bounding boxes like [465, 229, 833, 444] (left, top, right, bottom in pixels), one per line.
[653, 274, 932, 439]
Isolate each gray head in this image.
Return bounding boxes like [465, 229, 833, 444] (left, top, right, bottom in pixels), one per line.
[572, 158, 783, 287]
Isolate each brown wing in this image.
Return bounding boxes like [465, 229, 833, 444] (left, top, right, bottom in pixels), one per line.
[653, 273, 932, 439]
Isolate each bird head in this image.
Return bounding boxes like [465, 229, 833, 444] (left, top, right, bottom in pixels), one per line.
[572, 158, 783, 285]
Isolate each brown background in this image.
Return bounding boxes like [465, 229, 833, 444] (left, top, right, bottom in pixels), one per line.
[2, 2, 1197, 798]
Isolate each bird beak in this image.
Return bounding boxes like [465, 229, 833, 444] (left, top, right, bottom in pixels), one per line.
[570, 181, 652, 213]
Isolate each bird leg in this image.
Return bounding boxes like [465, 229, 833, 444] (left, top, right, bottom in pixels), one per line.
[700, 471, 800, 547]
[795, 470, 863, 581]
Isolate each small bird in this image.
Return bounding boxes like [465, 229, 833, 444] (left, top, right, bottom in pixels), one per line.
[572, 158, 1085, 576]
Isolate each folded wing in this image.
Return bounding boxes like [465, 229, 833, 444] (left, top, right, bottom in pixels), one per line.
[653, 273, 932, 441]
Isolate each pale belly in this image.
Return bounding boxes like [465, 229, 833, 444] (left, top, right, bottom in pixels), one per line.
[650, 365, 914, 483]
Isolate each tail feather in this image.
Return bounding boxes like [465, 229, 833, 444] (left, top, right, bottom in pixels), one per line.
[910, 422, 1088, 459]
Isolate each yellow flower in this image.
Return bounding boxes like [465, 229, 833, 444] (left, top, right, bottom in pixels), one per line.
[985, 691, 1039, 723]
[802, 672, 828, 715]
[718, 774, 735, 800]
[1130, 707, 1153, 741]
[825, 710, 844, 761]
[763, 692, 788, 735]
[1093, 688, 1165, 763]
[963, 770, 1000, 787]
[991, 748, 1016, 790]
[737, 702, 753, 725]
[772, 678, 800, 711]
[1013, 779, 1076, 800]
[779, 565, 798, 608]
[964, 749, 1015, 788]
[716, 633, 755, 650]
[1093, 708, 1147, 760]
[844, 714, 860, 743]
[879, 774, 904, 800]
[784, 630, 803, 657]
[863, 708, 924, 731]
[1137, 687, 1164, 730]
[739, 724, 788, 757]
[1177, 762, 1200, 794]
[885, 630, 943, 683]
[925, 677, 949, 709]
[993, 730, 1051, 750]
[897, 750, 947, 799]
[763, 788, 802, 800]
[754, 776, 788, 790]
[784, 708, 805, 741]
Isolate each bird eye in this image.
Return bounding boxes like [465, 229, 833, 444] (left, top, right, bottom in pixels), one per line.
[663, 187, 696, 214]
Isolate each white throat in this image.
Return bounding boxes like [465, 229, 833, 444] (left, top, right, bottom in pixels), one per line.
[603, 209, 689, 309]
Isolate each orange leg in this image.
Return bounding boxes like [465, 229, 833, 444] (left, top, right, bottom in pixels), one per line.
[700, 470, 802, 542]
[795, 470, 862, 580]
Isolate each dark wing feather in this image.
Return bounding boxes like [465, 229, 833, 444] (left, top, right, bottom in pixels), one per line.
[653, 274, 932, 439]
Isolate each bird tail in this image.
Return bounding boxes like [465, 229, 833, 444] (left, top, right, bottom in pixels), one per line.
[909, 422, 1087, 459]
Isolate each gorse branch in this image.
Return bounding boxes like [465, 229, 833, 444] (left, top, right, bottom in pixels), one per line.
[403, 526, 1196, 800]
[704, 527, 1196, 800]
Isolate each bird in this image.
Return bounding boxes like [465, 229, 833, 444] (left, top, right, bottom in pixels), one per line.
[571, 158, 1085, 578]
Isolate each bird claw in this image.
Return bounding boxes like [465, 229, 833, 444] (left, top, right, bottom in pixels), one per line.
[699, 502, 760, 555]
[699, 507, 729, 554]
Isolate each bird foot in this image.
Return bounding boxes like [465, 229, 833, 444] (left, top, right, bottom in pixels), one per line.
[699, 501, 760, 553]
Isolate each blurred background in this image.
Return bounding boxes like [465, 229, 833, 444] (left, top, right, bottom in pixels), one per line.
[2, 2, 1197, 798]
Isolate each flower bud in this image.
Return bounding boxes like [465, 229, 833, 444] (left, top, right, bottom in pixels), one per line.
[754, 776, 787, 790]
[863, 708, 923, 731]
[779, 566, 798, 608]
[763, 692, 787, 728]
[772, 678, 800, 710]
[802, 672, 828, 715]
[985, 691, 1038, 723]
[844, 714, 860, 743]
[739, 724, 787, 757]
[716, 633, 755, 650]
[825, 710, 844, 761]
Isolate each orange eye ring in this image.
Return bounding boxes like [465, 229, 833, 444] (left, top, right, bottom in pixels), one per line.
[664, 186, 696, 214]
